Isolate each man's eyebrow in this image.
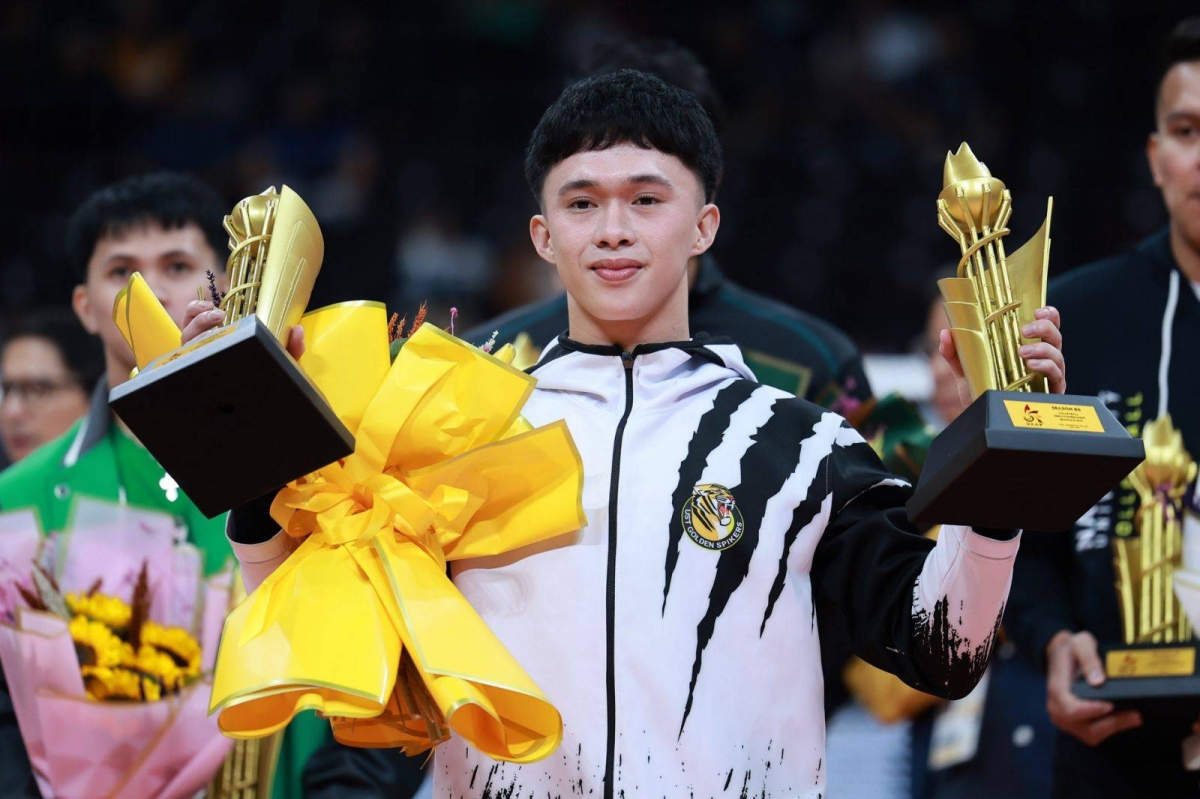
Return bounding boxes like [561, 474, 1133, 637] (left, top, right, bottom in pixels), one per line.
[1164, 110, 1200, 124]
[156, 249, 196, 260]
[556, 174, 675, 197]
[627, 174, 674, 189]
[557, 178, 599, 197]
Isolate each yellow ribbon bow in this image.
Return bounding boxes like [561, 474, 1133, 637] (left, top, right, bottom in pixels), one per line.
[111, 282, 585, 762]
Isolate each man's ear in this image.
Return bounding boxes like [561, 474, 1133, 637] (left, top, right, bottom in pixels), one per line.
[530, 215, 557, 266]
[690, 204, 721, 258]
[72, 284, 99, 335]
[1147, 132, 1163, 188]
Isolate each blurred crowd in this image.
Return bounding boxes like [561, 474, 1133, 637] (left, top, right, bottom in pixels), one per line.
[0, 1, 1192, 349]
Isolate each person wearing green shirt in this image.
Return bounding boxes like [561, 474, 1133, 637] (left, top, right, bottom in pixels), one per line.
[0, 173, 323, 798]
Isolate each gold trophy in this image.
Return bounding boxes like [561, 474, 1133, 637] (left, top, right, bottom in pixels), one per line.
[907, 144, 1143, 530]
[108, 187, 354, 517]
[1074, 416, 1200, 710]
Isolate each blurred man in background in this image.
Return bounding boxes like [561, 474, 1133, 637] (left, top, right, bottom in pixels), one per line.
[0, 308, 102, 464]
[1005, 17, 1200, 797]
[0, 173, 325, 798]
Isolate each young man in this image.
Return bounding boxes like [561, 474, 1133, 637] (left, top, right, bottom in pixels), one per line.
[0, 173, 239, 796]
[202, 70, 1065, 797]
[461, 37, 872, 410]
[1005, 18, 1200, 797]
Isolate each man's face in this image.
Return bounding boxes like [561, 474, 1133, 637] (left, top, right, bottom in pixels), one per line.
[1149, 61, 1200, 251]
[530, 143, 718, 343]
[72, 221, 226, 376]
[0, 337, 91, 462]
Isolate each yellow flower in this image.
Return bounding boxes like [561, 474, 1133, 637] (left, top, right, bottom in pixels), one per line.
[69, 615, 129, 669]
[141, 621, 202, 680]
[66, 592, 132, 630]
[124, 644, 186, 692]
[82, 666, 161, 702]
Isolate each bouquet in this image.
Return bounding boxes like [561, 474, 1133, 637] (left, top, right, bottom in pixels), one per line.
[0, 502, 235, 798]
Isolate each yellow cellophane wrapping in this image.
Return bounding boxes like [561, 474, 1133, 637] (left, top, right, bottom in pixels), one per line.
[207, 306, 585, 763]
[112, 273, 183, 370]
[109, 277, 583, 762]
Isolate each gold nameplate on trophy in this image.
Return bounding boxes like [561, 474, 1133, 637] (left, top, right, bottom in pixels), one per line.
[906, 143, 1143, 530]
[1002, 400, 1105, 433]
[1106, 648, 1195, 679]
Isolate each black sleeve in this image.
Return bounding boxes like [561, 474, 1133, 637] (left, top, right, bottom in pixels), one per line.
[811, 426, 1013, 700]
[302, 737, 427, 798]
[227, 490, 281, 545]
[1004, 527, 1076, 670]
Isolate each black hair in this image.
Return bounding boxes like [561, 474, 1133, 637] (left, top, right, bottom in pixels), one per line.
[579, 37, 726, 135]
[65, 172, 228, 283]
[523, 69, 724, 205]
[1156, 17, 1200, 117]
[3, 307, 105, 389]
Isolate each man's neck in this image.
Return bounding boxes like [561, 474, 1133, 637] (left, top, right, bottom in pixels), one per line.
[1168, 222, 1200, 284]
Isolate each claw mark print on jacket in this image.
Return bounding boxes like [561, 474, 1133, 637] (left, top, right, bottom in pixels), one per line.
[437, 337, 1020, 798]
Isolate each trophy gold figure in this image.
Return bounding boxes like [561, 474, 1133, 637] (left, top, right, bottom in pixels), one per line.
[109, 186, 354, 517]
[907, 144, 1143, 530]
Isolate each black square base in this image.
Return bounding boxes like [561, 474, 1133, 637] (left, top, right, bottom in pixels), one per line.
[109, 316, 354, 518]
[1073, 675, 1200, 721]
[906, 391, 1145, 530]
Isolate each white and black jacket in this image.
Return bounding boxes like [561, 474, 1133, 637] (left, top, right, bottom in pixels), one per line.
[231, 336, 1020, 799]
[433, 336, 1018, 798]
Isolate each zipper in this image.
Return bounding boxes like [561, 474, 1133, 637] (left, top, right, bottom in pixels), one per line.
[603, 350, 635, 799]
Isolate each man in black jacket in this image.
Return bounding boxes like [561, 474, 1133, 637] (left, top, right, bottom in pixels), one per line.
[1005, 17, 1200, 797]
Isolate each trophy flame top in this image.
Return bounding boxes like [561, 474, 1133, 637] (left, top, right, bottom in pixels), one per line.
[939, 143, 1008, 232]
[1135, 415, 1197, 502]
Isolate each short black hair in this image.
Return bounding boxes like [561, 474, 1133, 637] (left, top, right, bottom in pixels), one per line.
[65, 172, 228, 283]
[579, 38, 726, 135]
[1156, 17, 1200, 117]
[3, 307, 104, 389]
[524, 69, 723, 205]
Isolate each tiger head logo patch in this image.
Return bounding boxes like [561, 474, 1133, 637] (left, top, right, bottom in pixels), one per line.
[683, 483, 745, 551]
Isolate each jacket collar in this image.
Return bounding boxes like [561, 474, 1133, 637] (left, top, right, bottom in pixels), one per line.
[530, 334, 757, 415]
[62, 379, 112, 468]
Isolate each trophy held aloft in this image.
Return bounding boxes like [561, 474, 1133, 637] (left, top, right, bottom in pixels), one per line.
[108, 186, 354, 518]
[1073, 416, 1200, 715]
[906, 144, 1144, 531]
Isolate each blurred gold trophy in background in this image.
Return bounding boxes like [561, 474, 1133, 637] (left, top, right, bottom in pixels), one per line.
[109, 186, 354, 517]
[907, 143, 1143, 530]
[1110, 417, 1198, 671]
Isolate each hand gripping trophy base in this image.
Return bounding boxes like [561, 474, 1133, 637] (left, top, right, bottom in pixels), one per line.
[906, 390, 1144, 530]
[109, 315, 354, 518]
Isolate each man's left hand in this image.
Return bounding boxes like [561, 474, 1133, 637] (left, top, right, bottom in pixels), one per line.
[939, 305, 1065, 408]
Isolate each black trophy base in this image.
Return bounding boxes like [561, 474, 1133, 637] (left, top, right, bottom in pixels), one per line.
[109, 316, 354, 518]
[1073, 676, 1200, 720]
[906, 390, 1145, 530]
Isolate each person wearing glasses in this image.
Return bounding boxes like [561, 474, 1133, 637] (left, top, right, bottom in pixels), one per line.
[0, 308, 102, 465]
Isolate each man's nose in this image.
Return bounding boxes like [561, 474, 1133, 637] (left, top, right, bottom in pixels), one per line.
[593, 204, 635, 249]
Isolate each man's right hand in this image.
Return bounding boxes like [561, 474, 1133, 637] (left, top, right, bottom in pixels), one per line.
[1046, 630, 1142, 746]
[180, 300, 306, 358]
